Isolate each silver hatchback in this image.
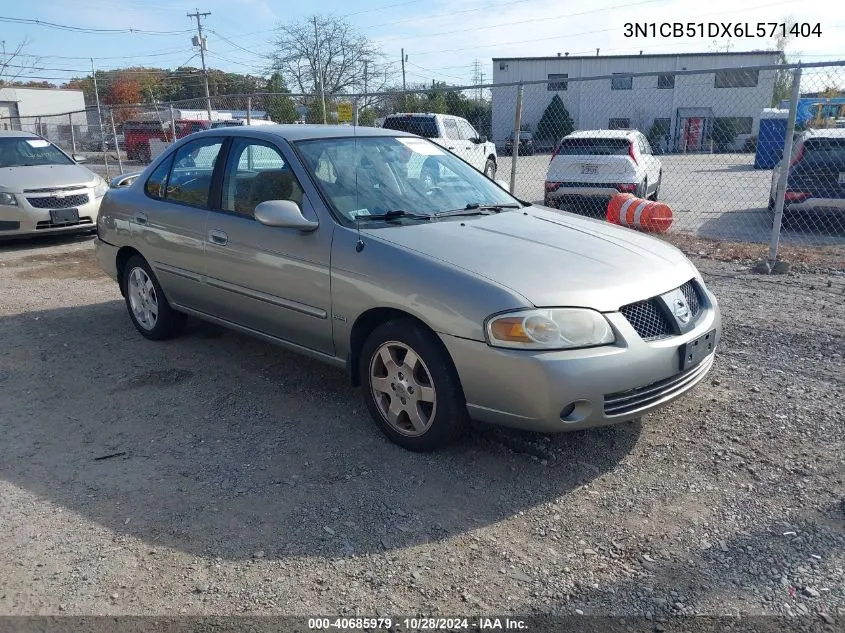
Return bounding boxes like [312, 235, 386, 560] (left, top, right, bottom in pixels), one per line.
[95, 125, 720, 451]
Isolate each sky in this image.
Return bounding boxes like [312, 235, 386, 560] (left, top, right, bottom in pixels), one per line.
[0, 0, 842, 89]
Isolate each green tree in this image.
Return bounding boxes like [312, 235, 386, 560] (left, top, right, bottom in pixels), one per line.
[535, 95, 574, 145]
[264, 73, 299, 123]
[647, 119, 670, 154]
[710, 118, 737, 152]
[306, 97, 326, 123]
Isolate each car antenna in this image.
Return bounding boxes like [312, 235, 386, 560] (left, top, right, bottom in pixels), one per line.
[354, 121, 365, 252]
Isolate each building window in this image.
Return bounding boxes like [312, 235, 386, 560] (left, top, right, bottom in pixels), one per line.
[547, 73, 568, 91]
[608, 118, 631, 129]
[714, 116, 753, 135]
[611, 74, 632, 90]
[657, 73, 674, 89]
[499, 62, 508, 71]
[714, 69, 759, 88]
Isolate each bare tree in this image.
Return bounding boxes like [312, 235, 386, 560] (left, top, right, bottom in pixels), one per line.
[269, 14, 392, 101]
[0, 39, 42, 86]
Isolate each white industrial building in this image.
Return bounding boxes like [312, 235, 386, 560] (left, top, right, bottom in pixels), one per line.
[0, 87, 86, 129]
[491, 51, 781, 152]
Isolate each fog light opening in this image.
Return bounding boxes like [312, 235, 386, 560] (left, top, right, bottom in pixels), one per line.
[560, 403, 576, 419]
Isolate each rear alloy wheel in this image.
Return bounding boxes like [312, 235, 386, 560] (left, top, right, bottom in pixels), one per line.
[484, 158, 497, 180]
[360, 320, 467, 451]
[122, 255, 185, 340]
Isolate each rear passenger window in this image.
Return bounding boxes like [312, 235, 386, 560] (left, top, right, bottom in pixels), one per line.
[443, 119, 461, 140]
[166, 138, 223, 208]
[145, 155, 173, 200]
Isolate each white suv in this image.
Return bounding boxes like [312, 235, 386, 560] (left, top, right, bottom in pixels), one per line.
[382, 113, 498, 180]
[544, 130, 662, 210]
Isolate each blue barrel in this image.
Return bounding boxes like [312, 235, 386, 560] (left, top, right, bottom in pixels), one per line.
[755, 109, 788, 169]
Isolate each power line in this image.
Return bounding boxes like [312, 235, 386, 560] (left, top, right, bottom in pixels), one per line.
[207, 30, 268, 59]
[0, 15, 192, 35]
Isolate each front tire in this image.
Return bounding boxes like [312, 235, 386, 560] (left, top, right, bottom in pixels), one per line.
[121, 255, 185, 340]
[359, 320, 468, 451]
[484, 157, 496, 180]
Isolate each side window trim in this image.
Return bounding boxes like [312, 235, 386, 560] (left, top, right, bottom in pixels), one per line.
[144, 153, 175, 201]
[209, 136, 234, 212]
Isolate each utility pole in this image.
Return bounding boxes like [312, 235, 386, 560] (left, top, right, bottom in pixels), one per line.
[313, 16, 327, 124]
[401, 48, 407, 91]
[187, 9, 213, 121]
[91, 58, 109, 177]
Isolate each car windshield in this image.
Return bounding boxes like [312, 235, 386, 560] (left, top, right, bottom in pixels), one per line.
[382, 116, 438, 138]
[295, 135, 518, 223]
[0, 137, 74, 168]
[556, 137, 630, 156]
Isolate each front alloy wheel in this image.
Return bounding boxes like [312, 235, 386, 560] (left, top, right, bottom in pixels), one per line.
[369, 341, 437, 437]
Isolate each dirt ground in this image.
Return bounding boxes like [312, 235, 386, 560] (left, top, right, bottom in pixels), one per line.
[0, 234, 842, 620]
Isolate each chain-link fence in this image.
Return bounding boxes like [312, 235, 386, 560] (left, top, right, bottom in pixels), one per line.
[2, 60, 843, 262]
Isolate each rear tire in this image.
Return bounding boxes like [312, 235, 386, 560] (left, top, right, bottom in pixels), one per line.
[636, 179, 648, 199]
[648, 173, 661, 201]
[359, 319, 468, 451]
[121, 255, 185, 341]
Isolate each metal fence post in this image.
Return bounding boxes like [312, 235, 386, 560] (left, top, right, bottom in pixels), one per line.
[509, 83, 524, 194]
[247, 96, 252, 125]
[169, 105, 177, 143]
[110, 109, 123, 174]
[768, 66, 802, 264]
[69, 113, 76, 154]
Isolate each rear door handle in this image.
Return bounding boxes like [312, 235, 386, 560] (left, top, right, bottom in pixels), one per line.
[208, 229, 228, 246]
[134, 212, 148, 225]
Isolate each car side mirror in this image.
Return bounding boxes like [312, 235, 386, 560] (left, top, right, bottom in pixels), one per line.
[72, 154, 87, 163]
[474, 135, 487, 144]
[110, 172, 141, 188]
[254, 199, 319, 232]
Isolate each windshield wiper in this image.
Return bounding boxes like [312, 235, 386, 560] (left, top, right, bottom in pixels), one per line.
[355, 209, 431, 222]
[434, 202, 521, 218]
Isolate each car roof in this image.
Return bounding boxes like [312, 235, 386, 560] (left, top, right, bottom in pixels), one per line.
[0, 130, 40, 139]
[564, 129, 638, 139]
[802, 128, 845, 139]
[187, 124, 415, 142]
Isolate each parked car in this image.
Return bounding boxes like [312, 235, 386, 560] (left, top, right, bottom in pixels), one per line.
[124, 119, 212, 162]
[503, 130, 535, 156]
[95, 125, 719, 451]
[544, 130, 663, 211]
[768, 128, 845, 228]
[0, 131, 108, 237]
[382, 113, 498, 180]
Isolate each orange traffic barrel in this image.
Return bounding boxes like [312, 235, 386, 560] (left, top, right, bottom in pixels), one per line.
[606, 193, 672, 233]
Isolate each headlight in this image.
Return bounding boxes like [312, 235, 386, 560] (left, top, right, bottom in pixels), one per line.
[0, 192, 18, 206]
[486, 308, 615, 350]
[94, 179, 109, 198]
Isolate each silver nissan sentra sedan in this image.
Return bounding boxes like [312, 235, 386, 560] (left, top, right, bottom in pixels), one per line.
[95, 125, 720, 451]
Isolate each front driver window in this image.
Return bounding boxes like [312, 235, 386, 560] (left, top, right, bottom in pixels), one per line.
[221, 139, 305, 217]
[165, 138, 223, 208]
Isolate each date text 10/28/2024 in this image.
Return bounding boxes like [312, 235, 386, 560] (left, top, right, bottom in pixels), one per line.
[308, 618, 528, 630]
[623, 22, 821, 38]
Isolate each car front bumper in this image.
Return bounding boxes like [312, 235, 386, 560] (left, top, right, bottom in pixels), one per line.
[0, 193, 102, 238]
[441, 286, 720, 433]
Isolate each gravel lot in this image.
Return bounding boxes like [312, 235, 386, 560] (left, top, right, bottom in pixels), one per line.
[0, 234, 843, 620]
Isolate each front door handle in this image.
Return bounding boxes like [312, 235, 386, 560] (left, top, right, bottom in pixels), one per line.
[134, 212, 148, 225]
[208, 229, 228, 246]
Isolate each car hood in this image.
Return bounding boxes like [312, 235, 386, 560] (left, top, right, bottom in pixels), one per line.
[0, 164, 99, 193]
[366, 206, 698, 312]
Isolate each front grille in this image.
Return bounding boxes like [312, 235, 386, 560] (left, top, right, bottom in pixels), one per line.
[619, 299, 672, 340]
[27, 193, 89, 209]
[35, 217, 93, 230]
[604, 354, 713, 416]
[680, 280, 701, 318]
